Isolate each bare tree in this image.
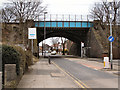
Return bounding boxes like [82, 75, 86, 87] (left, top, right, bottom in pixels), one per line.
[91, 1, 119, 24]
[1, 7, 15, 23]
[2, 0, 46, 23]
[90, 0, 120, 48]
[50, 37, 60, 50]
[1, 0, 47, 47]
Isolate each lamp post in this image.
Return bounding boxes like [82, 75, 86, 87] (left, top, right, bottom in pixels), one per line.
[44, 12, 47, 57]
[118, 1, 120, 23]
[108, 0, 113, 69]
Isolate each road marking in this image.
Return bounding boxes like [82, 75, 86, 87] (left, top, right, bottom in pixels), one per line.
[52, 61, 89, 88]
[66, 71, 89, 88]
[77, 62, 102, 70]
[65, 58, 102, 71]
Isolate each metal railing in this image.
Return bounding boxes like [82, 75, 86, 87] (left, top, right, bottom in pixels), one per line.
[37, 14, 93, 21]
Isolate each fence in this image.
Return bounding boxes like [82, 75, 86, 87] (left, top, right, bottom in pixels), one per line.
[37, 14, 93, 21]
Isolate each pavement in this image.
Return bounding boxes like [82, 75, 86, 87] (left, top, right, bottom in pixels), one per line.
[17, 58, 80, 88]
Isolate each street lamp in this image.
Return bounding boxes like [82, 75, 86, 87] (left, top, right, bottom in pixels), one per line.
[108, 0, 113, 69]
[118, 1, 120, 23]
[44, 12, 47, 57]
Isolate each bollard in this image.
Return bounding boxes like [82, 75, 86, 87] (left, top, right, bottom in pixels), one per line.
[104, 57, 110, 69]
[48, 55, 51, 64]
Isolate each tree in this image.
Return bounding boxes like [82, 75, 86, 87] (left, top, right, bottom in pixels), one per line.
[2, 0, 46, 23]
[50, 37, 60, 50]
[90, 0, 119, 26]
[1, 0, 47, 47]
[90, 0, 120, 48]
[1, 7, 15, 23]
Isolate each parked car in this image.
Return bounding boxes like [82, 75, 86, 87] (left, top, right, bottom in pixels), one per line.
[45, 50, 49, 53]
[51, 50, 56, 55]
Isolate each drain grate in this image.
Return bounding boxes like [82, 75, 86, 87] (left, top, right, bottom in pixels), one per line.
[50, 73, 65, 77]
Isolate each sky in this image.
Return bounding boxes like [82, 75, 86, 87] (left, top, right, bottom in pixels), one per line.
[0, 0, 101, 15]
[0, 0, 102, 46]
[43, 0, 100, 15]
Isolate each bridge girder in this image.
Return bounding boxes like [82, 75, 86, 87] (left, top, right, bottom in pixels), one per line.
[37, 27, 90, 45]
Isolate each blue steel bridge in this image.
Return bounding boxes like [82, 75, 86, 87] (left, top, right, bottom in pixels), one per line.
[34, 14, 93, 28]
[34, 15, 94, 56]
[34, 21, 93, 28]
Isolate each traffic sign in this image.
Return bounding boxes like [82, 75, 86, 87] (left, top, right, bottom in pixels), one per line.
[28, 28, 36, 39]
[108, 36, 114, 42]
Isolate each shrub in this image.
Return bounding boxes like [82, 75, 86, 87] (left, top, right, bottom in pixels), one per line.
[62, 49, 69, 53]
[2, 45, 20, 64]
[13, 46, 33, 72]
[2, 44, 33, 88]
[13, 46, 26, 74]
[25, 50, 33, 66]
[2, 45, 33, 75]
[2, 45, 20, 75]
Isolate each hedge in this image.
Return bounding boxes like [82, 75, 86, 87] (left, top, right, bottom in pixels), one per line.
[2, 45, 20, 75]
[2, 44, 33, 88]
[2, 45, 20, 64]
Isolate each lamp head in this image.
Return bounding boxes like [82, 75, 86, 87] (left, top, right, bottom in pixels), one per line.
[44, 12, 47, 14]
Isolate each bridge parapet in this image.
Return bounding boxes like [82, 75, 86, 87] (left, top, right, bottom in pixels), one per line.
[36, 14, 93, 21]
[34, 21, 93, 28]
[34, 14, 94, 28]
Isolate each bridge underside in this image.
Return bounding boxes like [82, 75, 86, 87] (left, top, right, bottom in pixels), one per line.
[37, 27, 90, 46]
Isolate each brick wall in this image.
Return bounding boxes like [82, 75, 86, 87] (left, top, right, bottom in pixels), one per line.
[113, 48, 120, 59]
[86, 29, 103, 58]
[68, 43, 81, 56]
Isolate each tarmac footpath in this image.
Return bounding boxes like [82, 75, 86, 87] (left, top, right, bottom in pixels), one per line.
[17, 58, 80, 88]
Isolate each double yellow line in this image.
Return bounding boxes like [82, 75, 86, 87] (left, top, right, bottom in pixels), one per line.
[52, 61, 90, 88]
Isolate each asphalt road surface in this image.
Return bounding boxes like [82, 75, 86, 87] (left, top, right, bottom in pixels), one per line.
[52, 58, 118, 88]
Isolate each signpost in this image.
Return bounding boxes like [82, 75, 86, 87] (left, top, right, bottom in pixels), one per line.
[108, 36, 114, 69]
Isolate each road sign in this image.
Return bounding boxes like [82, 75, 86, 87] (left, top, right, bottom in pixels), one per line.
[108, 36, 114, 42]
[28, 28, 36, 39]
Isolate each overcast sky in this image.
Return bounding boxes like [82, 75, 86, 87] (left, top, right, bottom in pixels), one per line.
[43, 0, 101, 15]
[0, 0, 101, 14]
